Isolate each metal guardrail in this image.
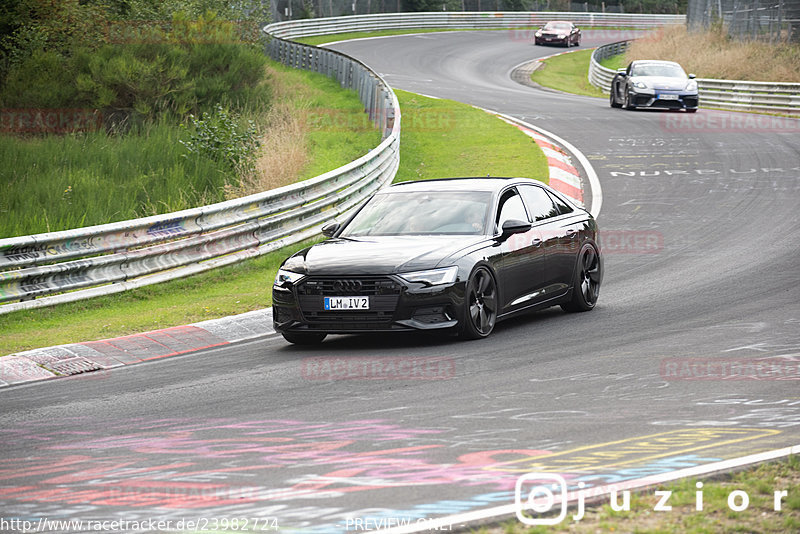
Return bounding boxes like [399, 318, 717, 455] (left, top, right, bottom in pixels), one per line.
[587, 40, 631, 91]
[1, 12, 685, 314]
[267, 12, 686, 39]
[589, 40, 800, 115]
[0, 34, 401, 314]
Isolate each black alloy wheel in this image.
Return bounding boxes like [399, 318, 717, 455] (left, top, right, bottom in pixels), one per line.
[461, 267, 498, 339]
[562, 244, 602, 312]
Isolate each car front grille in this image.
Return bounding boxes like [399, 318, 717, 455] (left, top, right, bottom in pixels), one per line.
[296, 276, 402, 296]
[296, 277, 403, 330]
[301, 311, 397, 331]
[652, 99, 684, 109]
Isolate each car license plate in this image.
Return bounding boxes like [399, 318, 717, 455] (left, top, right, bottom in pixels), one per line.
[658, 94, 679, 100]
[324, 296, 369, 310]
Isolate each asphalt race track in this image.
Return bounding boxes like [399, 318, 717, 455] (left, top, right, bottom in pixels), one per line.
[1, 30, 799, 533]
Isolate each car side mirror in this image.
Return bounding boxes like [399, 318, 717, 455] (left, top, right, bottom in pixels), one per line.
[497, 219, 532, 241]
[321, 221, 340, 237]
[617, 68, 627, 75]
[688, 73, 696, 79]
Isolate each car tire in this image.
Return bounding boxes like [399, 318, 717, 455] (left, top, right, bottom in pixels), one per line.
[460, 266, 498, 340]
[561, 243, 602, 313]
[282, 332, 327, 345]
[623, 90, 635, 110]
[610, 86, 622, 108]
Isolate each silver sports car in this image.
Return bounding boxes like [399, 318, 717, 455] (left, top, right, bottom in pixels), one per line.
[610, 60, 699, 112]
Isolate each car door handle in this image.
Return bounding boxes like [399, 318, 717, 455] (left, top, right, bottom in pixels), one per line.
[566, 229, 578, 238]
[531, 238, 542, 247]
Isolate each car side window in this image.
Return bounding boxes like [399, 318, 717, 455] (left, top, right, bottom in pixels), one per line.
[547, 191, 574, 215]
[519, 185, 559, 222]
[495, 189, 528, 232]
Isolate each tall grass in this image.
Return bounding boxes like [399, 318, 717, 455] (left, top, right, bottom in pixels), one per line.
[0, 120, 232, 237]
[626, 25, 800, 82]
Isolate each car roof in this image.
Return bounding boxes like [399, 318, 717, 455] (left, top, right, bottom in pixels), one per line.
[386, 177, 545, 193]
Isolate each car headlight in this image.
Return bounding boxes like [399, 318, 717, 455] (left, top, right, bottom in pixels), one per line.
[558, 33, 567, 38]
[398, 266, 459, 286]
[535, 30, 542, 37]
[633, 81, 649, 89]
[274, 268, 305, 288]
[685, 80, 698, 92]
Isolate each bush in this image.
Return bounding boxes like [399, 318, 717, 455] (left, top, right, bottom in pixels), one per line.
[180, 104, 260, 172]
[0, 8, 268, 122]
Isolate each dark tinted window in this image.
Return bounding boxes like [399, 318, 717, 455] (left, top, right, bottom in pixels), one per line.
[341, 190, 492, 236]
[547, 191, 574, 215]
[519, 185, 559, 221]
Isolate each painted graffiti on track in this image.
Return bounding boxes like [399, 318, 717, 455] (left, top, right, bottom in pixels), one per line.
[0, 418, 789, 532]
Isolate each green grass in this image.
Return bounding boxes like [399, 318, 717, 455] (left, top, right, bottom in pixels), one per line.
[394, 90, 548, 183]
[599, 52, 626, 71]
[478, 456, 800, 533]
[531, 48, 606, 98]
[297, 67, 383, 179]
[0, 91, 547, 356]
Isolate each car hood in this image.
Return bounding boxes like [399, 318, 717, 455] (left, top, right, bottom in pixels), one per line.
[632, 76, 690, 91]
[284, 235, 486, 276]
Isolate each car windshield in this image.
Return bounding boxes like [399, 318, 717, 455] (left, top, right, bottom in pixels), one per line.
[544, 22, 571, 31]
[340, 190, 492, 237]
[631, 63, 686, 78]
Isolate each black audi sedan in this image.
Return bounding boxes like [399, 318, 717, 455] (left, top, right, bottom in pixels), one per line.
[272, 177, 602, 344]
